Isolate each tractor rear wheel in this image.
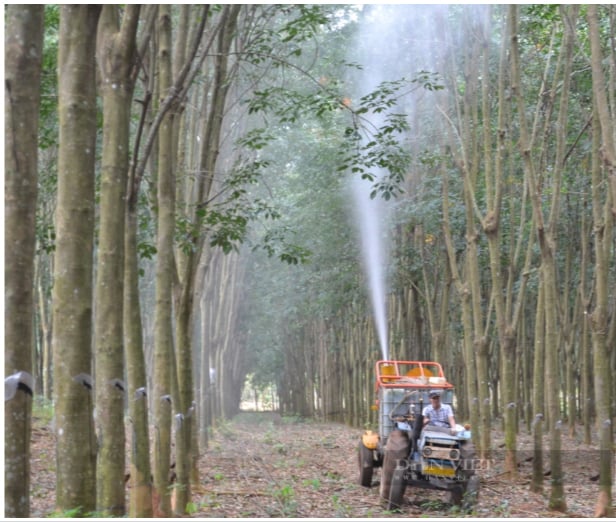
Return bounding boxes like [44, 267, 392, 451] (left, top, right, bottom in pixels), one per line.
[358, 441, 374, 487]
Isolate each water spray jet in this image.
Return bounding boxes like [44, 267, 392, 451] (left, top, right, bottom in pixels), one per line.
[350, 176, 390, 361]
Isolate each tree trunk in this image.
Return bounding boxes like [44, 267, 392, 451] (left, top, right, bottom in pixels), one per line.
[441, 160, 480, 449]
[532, 280, 546, 425]
[4, 5, 44, 517]
[437, 14, 491, 454]
[531, 414, 544, 493]
[587, 9, 615, 511]
[122, 19, 156, 516]
[485, 9, 524, 472]
[587, 6, 616, 216]
[152, 5, 175, 517]
[170, 7, 241, 506]
[510, 5, 568, 511]
[94, 6, 141, 516]
[35, 265, 54, 400]
[50, 6, 100, 514]
[171, 7, 202, 512]
[199, 288, 213, 450]
[124, 208, 153, 517]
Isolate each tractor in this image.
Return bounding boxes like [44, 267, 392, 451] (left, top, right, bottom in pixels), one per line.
[358, 360, 479, 511]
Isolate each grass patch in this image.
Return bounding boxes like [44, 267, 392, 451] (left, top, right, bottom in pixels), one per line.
[32, 396, 54, 426]
[232, 411, 281, 425]
[270, 483, 297, 516]
[281, 414, 310, 425]
[302, 478, 321, 489]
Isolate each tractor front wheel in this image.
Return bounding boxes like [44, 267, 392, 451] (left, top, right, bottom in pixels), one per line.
[358, 441, 374, 487]
[379, 430, 409, 504]
[462, 475, 480, 510]
[386, 465, 406, 511]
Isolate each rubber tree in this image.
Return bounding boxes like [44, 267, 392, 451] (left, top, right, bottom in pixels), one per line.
[152, 5, 175, 517]
[437, 9, 485, 455]
[172, 6, 241, 511]
[4, 5, 44, 517]
[123, 5, 157, 518]
[587, 4, 615, 517]
[481, 8, 515, 469]
[33, 9, 60, 404]
[510, 5, 566, 512]
[169, 5, 214, 512]
[50, 5, 100, 514]
[548, 4, 581, 438]
[490, 4, 577, 477]
[94, 5, 141, 516]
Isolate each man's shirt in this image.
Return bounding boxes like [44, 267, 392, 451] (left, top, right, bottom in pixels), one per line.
[422, 403, 453, 427]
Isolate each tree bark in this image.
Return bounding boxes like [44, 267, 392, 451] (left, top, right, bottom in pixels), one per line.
[152, 5, 175, 517]
[4, 5, 44, 517]
[587, 9, 615, 511]
[123, 10, 156, 519]
[124, 209, 153, 517]
[50, 6, 100, 514]
[587, 6, 616, 219]
[94, 6, 141, 516]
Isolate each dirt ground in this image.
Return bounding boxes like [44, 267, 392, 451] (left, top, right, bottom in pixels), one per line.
[30, 410, 612, 518]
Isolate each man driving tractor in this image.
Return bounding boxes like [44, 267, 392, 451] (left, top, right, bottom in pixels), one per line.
[422, 389, 456, 428]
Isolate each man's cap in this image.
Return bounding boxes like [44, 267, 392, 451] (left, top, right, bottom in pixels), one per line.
[429, 389, 442, 398]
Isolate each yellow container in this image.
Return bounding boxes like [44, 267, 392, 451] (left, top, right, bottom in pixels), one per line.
[381, 364, 396, 382]
[362, 430, 379, 450]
